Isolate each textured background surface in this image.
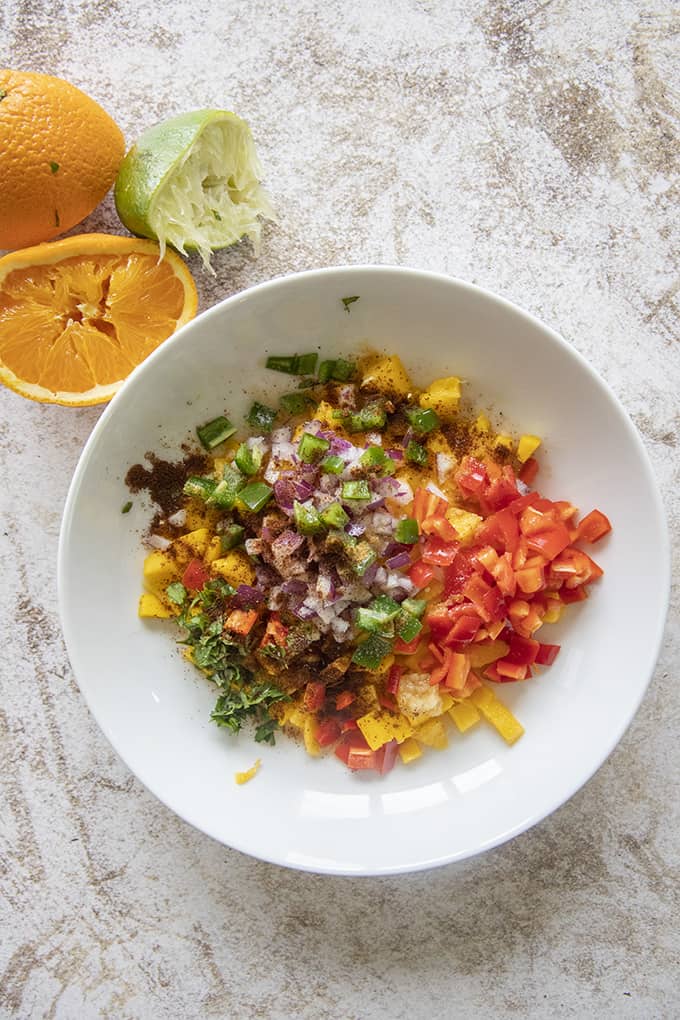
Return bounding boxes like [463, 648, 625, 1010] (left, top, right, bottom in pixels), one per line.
[1, 1, 678, 1018]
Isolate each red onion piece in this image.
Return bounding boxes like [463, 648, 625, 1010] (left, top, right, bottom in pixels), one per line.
[386, 551, 411, 569]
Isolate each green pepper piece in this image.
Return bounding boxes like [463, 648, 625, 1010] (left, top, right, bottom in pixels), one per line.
[280, 392, 314, 414]
[396, 611, 423, 643]
[183, 476, 217, 501]
[293, 500, 323, 535]
[395, 517, 419, 544]
[121, 501, 133, 514]
[220, 524, 245, 551]
[405, 440, 429, 466]
[405, 406, 440, 435]
[402, 598, 426, 618]
[370, 594, 402, 620]
[296, 353, 318, 375]
[266, 353, 318, 375]
[356, 607, 394, 636]
[298, 432, 330, 463]
[347, 402, 387, 433]
[352, 545, 377, 577]
[207, 464, 244, 509]
[359, 445, 388, 471]
[318, 360, 335, 383]
[341, 480, 371, 501]
[246, 401, 277, 433]
[196, 416, 237, 450]
[319, 502, 349, 529]
[352, 633, 393, 669]
[332, 358, 355, 381]
[321, 454, 345, 475]
[238, 481, 273, 512]
[234, 442, 263, 476]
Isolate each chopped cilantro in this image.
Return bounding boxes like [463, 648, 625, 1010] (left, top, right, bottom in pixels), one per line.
[341, 295, 360, 313]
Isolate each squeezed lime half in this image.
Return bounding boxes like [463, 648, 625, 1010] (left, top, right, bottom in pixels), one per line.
[114, 109, 275, 270]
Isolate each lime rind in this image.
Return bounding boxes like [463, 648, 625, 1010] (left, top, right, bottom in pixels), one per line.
[114, 110, 275, 271]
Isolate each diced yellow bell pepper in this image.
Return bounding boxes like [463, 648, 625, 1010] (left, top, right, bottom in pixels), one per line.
[142, 550, 180, 597]
[419, 376, 461, 421]
[360, 354, 412, 399]
[517, 434, 542, 463]
[314, 400, 338, 428]
[543, 603, 563, 624]
[426, 433, 454, 456]
[493, 434, 514, 454]
[449, 700, 481, 733]
[173, 527, 211, 563]
[355, 683, 380, 714]
[235, 759, 261, 785]
[469, 639, 510, 668]
[138, 592, 174, 618]
[439, 692, 455, 713]
[415, 717, 449, 750]
[475, 413, 491, 433]
[303, 715, 321, 757]
[470, 686, 524, 745]
[398, 737, 423, 764]
[357, 710, 414, 750]
[204, 535, 222, 565]
[445, 507, 483, 543]
[210, 550, 256, 587]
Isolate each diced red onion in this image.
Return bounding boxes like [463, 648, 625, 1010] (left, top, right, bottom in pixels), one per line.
[369, 511, 394, 534]
[147, 533, 172, 550]
[362, 563, 378, 586]
[281, 578, 306, 595]
[365, 432, 382, 446]
[436, 452, 455, 482]
[386, 551, 411, 569]
[386, 449, 404, 461]
[272, 530, 304, 555]
[167, 508, 187, 528]
[366, 496, 386, 511]
[234, 584, 265, 606]
[245, 537, 264, 556]
[426, 480, 448, 500]
[345, 520, 365, 537]
[336, 384, 357, 408]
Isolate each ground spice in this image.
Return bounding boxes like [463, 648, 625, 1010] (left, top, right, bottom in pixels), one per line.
[125, 448, 209, 517]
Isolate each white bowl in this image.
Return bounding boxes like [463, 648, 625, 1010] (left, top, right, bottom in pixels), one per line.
[58, 267, 670, 875]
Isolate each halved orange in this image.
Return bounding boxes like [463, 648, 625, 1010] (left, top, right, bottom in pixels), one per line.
[0, 234, 198, 405]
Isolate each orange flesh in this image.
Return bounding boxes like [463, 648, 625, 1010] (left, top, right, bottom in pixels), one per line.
[0, 253, 187, 391]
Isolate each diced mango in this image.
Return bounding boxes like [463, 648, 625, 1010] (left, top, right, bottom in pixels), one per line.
[235, 759, 261, 785]
[398, 737, 423, 764]
[449, 700, 481, 733]
[355, 683, 379, 714]
[184, 503, 222, 532]
[415, 717, 449, 750]
[288, 707, 307, 730]
[439, 692, 455, 713]
[142, 550, 180, 596]
[493, 434, 514, 454]
[360, 354, 412, 399]
[138, 592, 174, 618]
[419, 376, 461, 421]
[303, 715, 321, 757]
[357, 710, 414, 750]
[204, 535, 222, 565]
[470, 686, 524, 745]
[445, 507, 483, 543]
[314, 400, 338, 428]
[173, 528, 211, 563]
[543, 603, 563, 624]
[517, 434, 542, 463]
[475, 413, 491, 433]
[210, 550, 256, 587]
[426, 432, 454, 456]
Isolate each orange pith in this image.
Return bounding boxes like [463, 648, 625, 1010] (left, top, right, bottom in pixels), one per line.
[0, 235, 198, 405]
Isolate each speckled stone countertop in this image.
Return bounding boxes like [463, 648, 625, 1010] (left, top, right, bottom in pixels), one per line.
[1, 2, 678, 1018]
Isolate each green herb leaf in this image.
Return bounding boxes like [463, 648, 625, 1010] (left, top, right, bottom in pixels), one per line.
[121, 500, 133, 514]
[341, 295, 360, 313]
[166, 581, 187, 605]
[49, 161, 60, 174]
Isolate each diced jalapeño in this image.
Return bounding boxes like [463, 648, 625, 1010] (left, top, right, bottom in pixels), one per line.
[196, 416, 237, 450]
[298, 432, 330, 463]
[237, 482, 273, 512]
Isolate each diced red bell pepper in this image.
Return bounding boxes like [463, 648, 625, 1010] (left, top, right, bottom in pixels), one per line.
[316, 717, 341, 747]
[515, 563, 546, 595]
[303, 681, 326, 712]
[477, 508, 520, 555]
[508, 491, 542, 515]
[575, 509, 612, 543]
[421, 513, 459, 543]
[377, 739, 399, 775]
[340, 718, 360, 732]
[455, 456, 489, 495]
[428, 642, 446, 664]
[182, 558, 211, 591]
[518, 457, 539, 485]
[379, 692, 398, 712]
[559, 585, 588, 604]
[425, 604, 454, 641]
[443, 550, 477, 596]
[409, 560, 436, 589]
[421, 535, 459, 566]
[260, 614, 288, 648]
[224, 609, 259, 635]
[505, 634, 540, 665]
[429, 648, 452, 685]
[413, 488, 448, 526]
[482, 466, 520, 513]
[444, 651, 471, 690]
[551, 547, 603, 588]
[494, 659, 529, 680]
[386, 664, 402, 694]
[394, 634, 422, 655]
[335, 731, 374, 768]
[535, 642, 560, 665]
[335, 690, 356, 710]
[525, 520, 571, 560]
[463, 573, 506, 624]
[443, 611, 482, 644]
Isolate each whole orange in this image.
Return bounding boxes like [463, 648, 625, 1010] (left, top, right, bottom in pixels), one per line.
[0, 70, 125, 250]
